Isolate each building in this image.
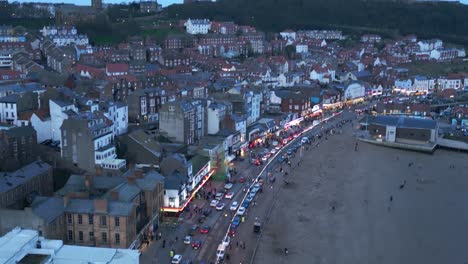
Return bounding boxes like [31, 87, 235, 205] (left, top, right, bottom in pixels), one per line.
[184, 19, 211, 35]
[126, 88, 166, 124]
[0, 228, 140, 263]
[17, 110, 51, 143]
[0, 161, 52, 209]
[275, 90, 311, 117]
[365, 115, 437, 144]
[0, 126, 38, 172]
[140, 0, 159, 13]
[344, 82, 366, 103]
[207, 101, 227, 135]
[60, 112, 126, 172]
[158, 100, 206, 145]
[417, 39, 443, 52]
[49, 99, 79, 142]
[106, 63, 129, 76]
[360, 34, 381, 43]
[412, 76, 436, 94]
[158, 50, 191, 68]
[394, 79, 412, 92]
[92, 0, 102, 10]
[101, 101, 129, 136]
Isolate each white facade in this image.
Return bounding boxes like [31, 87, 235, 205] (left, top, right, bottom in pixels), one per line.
[49, 99, 78, 142]
[344, 83, 366, 100]
[250, 92, 262, 123]
[280, 31, 296, 41]
[207, 104, 225, 135]
[41, 26, 77, 37]
[163, 186, 187, 208]
[438, 78, 462, 90]
[0, 101, 17, 124]
[30, 113, 52, 143]
[394, 79, 412, 91]
[0, 53, 12, 68]
[103, 102, 128, 136]
[412, 77, 435, 93]
[185, 19, 211, 35]
[0, 227, 140, 264]
[234, 118, 247, 142]
[295, 44, 308, 53]
[52, 34, 89, 46]
[417, 39, 443, 52]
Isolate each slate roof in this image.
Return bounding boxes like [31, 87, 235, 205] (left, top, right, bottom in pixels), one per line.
[164, 171, 186, 190]
[0, 161, 50, 193]
[0, 94, 20, 103]
[64, 199, 134, 217]
[31, 196, 65, 224]
[367, 115, 436, 130]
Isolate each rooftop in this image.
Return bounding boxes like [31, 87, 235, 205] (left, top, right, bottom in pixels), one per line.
[0, 161, 51, 194]
[366, 115, 437, 130]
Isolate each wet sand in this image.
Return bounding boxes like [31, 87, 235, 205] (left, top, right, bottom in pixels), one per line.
[255, 117, 468, 264]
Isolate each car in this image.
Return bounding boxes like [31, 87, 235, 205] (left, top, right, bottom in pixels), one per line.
[287, 149, 294, 155]
[230, 201, 239, 211]
[237, 206, 246, 216]
[238, 177, 246, 183]
[200, 226, 210, 234]
[261, 156, 268, 162]
[216, 203, 225, 211]
[277, 156, 285, 163]
[210, 200, 219, 207]
[224, 183, 233, 190]
[202, 208, 212, 216]
[183, 235, 192, 244]
[225, 191, 234, 199]
[253, 159, 261, 166]
[254, 183, 261, 189]
[272, 140, 279, 146]
[172, 254, 182, 264]
[275, 145, 281, 150]
[189, 225, 198, 235]
[265, 152, 271, 158]
[191, 240, 202, 250]
[228, 226, 237, 236]
[215, 192, 224, 200]
[242, 200, 250, 208]
[222, 236, 231, 247]
[245, 196, 253, 203]
[270, 149, 277, 154]
[198, 215, 206, 224]
[232, 216, 241, 227]
[248, 192, 256, 199]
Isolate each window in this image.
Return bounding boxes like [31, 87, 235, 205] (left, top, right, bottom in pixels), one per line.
[67, 214, 72, 224]
[78, 231, 83, 241]
[100, 216, 107, 226]
[102, 232, 107, 242]
[89, 231, 94, 239]
[78, 214, 82, 224]
[68, 230, 73, 241]
[88, 214, 93, 225]
[115, 233, 120, 245]
[114, 217, 120, 227]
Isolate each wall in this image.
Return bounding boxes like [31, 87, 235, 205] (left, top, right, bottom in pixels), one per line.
[396, 127, 431, 143]
[30, 114, 51, 143]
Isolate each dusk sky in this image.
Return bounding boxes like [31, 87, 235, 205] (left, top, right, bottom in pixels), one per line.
[15, 0, 184, 7]
[13, 0, 468, 6]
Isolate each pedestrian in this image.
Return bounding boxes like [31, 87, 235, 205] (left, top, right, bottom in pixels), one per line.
[162, 239, 166, 248]
[236, 241, 239, 248]
[284, 248, 289, 255]
[390, 196, 393, 202]
[175, 236, 178, 242]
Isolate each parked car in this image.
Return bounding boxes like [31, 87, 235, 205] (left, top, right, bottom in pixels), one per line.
[198, 215, 206, 224]
[200, 226, 211, 234]
[232, 216, 241, 227]
[202, 208, 212, 216]
[224, 183, 233, 190]
[241, 200, 250, 208]
[172, 255, 182, 264]
[238, 177, 246, 183]
[225, 192, 234, 199]
[270, 149, 277, 154]
[216, 203, 225, 211]
[222, 236, 231, 247]
[228, 226, 237, 236]
[191, 240, 202, 250]
[237, 206, 246, 216]
[215, 192, 224, 200]
[183, 235, 192, 244]
[189, 225, 198, 236]
[210, 200, 219, 207]
[230, 201, 239, 211]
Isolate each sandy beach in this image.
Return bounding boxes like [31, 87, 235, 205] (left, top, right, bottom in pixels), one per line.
[255, 114, 468, 264]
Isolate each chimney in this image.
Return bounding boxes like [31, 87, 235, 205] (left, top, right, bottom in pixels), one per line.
[93, 199, 108, 214]
[63, 195, 70, 207]
[110, 190, 119, 201]
[84, 174, 94, 189]
[127, 176, 136, 185]
[133, 170, 144, 179]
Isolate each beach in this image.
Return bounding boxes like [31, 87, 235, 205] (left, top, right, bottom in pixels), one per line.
[254, 115, 468, 264]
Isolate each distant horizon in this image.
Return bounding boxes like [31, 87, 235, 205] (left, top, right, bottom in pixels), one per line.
[11, 0, 468, 6]
[12, 0, 184, 7]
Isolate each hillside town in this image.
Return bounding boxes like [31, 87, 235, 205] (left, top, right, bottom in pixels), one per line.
[1, 1, 468, 263]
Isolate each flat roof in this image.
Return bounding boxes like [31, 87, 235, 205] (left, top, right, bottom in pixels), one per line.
[366, 115, 437, 130]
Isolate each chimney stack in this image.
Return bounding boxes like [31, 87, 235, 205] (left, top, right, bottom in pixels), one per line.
[84, 174, 94, 189]
[93, 199, 108, 214]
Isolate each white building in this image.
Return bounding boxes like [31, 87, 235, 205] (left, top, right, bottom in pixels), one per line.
[102, 101, 128, 136]
[207, 101, 226, 135]
[438, 77, 463, 90]
[0, 52, 12, 68]
[0, 94, 18, 125]
[344, 82, 366, 101]
[280, 30, 296, 41]
[40, 26, 77, 37]
[184, 19, 211, 35]
[51, 34, 89, 46]
[394, 79, 412, 91]
[412, 76, 436, 93]
[417, 39, 443, 52]
[49, 99, 78, 142]
[250, 91, 262, 124]
[0, 227, 140, 264]
[15, 110, 52, 143]
[295, 44, 308, 53]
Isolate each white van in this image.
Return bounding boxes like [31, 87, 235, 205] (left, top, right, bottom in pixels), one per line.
[216, 244, 226, 260]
